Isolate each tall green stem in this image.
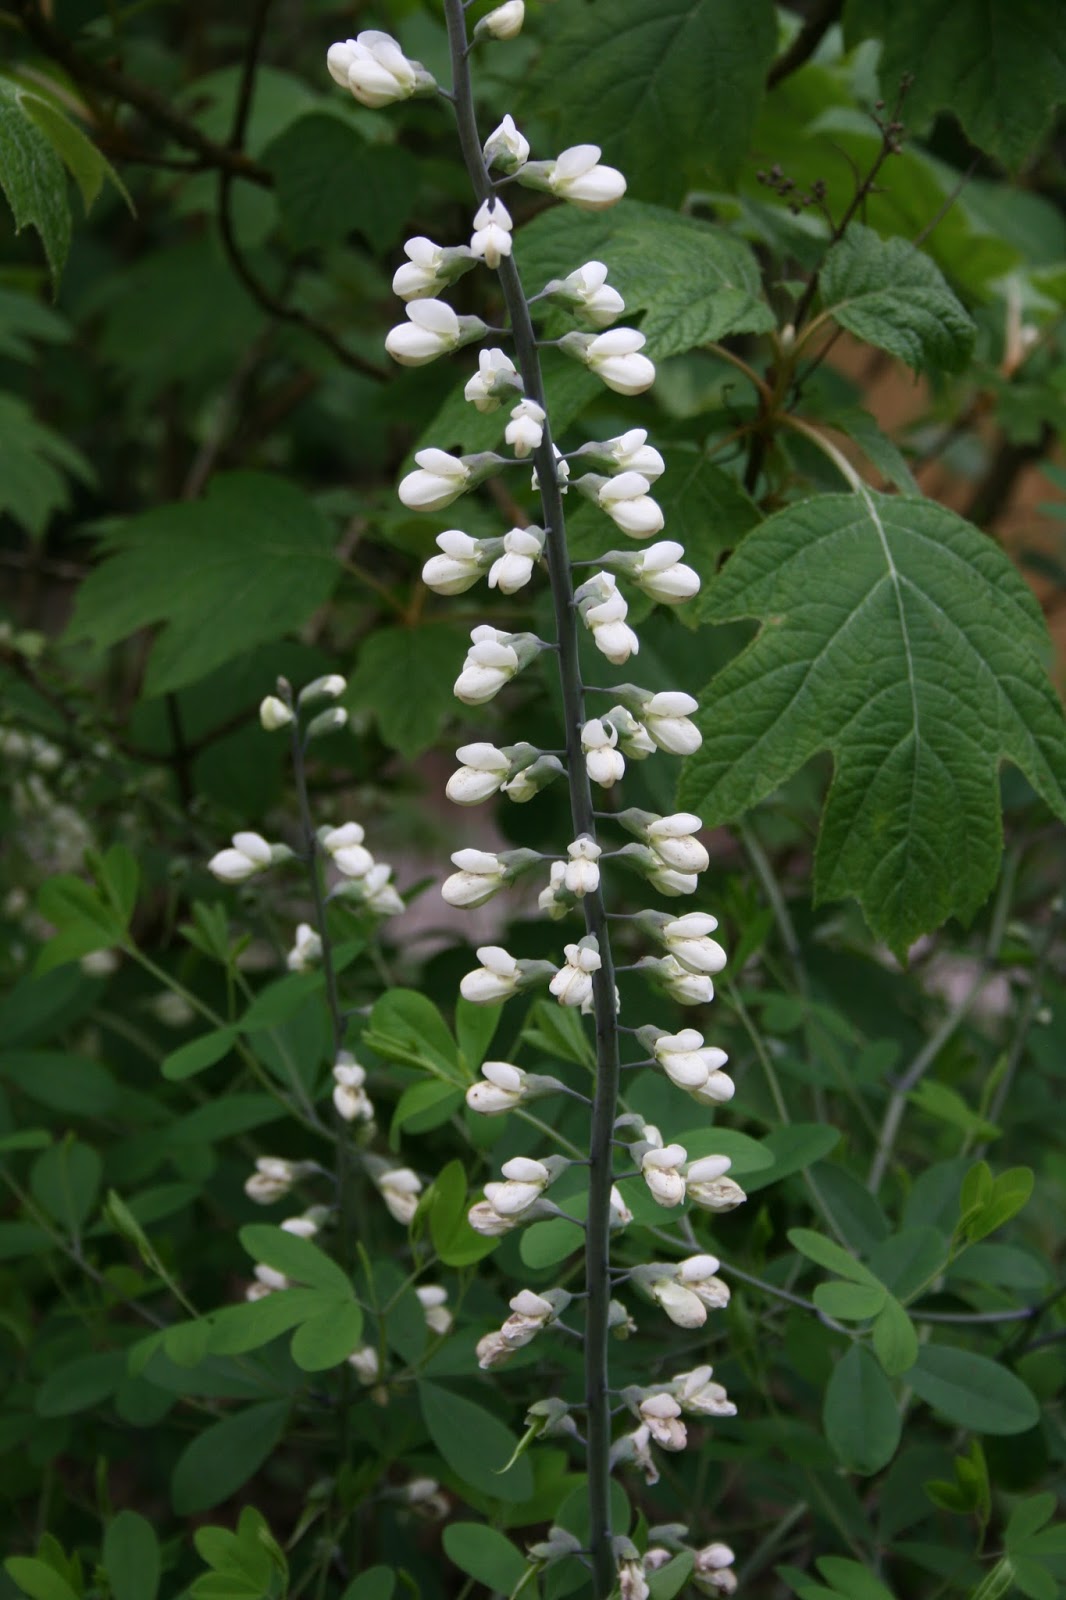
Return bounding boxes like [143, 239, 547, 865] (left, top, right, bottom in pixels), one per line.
[442, 8, 621, 1590]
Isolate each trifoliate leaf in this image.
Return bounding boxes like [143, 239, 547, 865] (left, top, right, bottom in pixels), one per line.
[819, 225, 976, 374]
[66, 473, 340, 697]
[678, 489, 1066, 955]
[846, 0, 1066, 168]
[346, 621, 471, 757]
[528, 0, 777, 198]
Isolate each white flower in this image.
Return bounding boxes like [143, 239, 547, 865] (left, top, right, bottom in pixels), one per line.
[468, 1200, 517, 1236]
[653, 1030, 733, 1103]
[280, 1214, 319, 1238]
[483, 114, 530, 173]
[694, 1544, 737, 1596]
[506, 399, 546, 458]
[475, 1329, 513, 1367]
[446, 743, 511, 804]
[460, 944, 521, 1004]
[679, 1254, 731, 1311]
[620, 1423, 660, 1486]
[454, 625, 520, 704]
[641, 1143, 688, 1207]
[259, 695, 293, 731]
[376, 1167, 423, 1225]
[582, 718, 625, 788]
[348, 1345, 380, 1386]
[531, 444, 570, 491]
[632, 541, 699, 603]
[662, 912, 728, 975]
[441, 848, 508, 908]
[592, 471, 664, 537]
[640, 690, 702, 754]
[533, 144, 627, 210]
[483, 1156, 552, 1218]
[476, 0, 525, 39]
[538, 860, 571, 920]
[577, 571, 639, 663]
[326, 31, 434, 108]
[333, 1052, 374, 1123]
[607, 705, 657, 760]
[299, 674, 347, 705]
[422, 530, 484, 595]
[466, 1060, 528, 1115]
[605, 428, 665, 480]
[393, 236, 447, 301]
[488, 526, 544, 593]
[208, 831, 273, 884]
[470, 198, 513, 268]
[639, 1391, 687, 1451]
[619, 1558, 651, 1600]
[564, 835, 601, 897]
[638, 954, 716, 1005]
[549, 936, 601, 1008]
[583, 329, 655, 394]
[684, 1154, 746, 1213]
[244, 1156, 300, 1205]
[361, 863, 404, 916]
[609, 1185, 633, 1228]
[416, 1284, 453, 1336]
[322, 821, 374, 878]
[674, 1364, 736, 1418]
[399, 448, 472, 511]
[642, 812, 709, 874]
[503, 752, 564, 803]
[546, 260, 625, 327]
[403, 1477, 449, 1518]
[652, 1277, 708, 1329]
[464, 347, 521, 412]
[286, 922, 322, 973]
[248, 1263, 289, 1298]
[488, 1288, 559, 1359]
[386, 299, 462, 366]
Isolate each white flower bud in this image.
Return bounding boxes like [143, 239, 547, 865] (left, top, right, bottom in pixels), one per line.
[604, 428, 665, 480]
[466, 1059, 527, 1115]
[562, 329, 654, 395]
[441, 847, 509, 908]
[208, 830, 274, 884]
[661, 912, 728, 975]
[503, 752, 564, 803]
[399, 449, 473, 511]
[286, 921, 322, 973]
[640, 811, 710, 872]
[652, 1277, 707, 1329]
[360, 862, 404, 917]
[521, 144, 627, 210]
[464, 347, 522, 412]
[606, 704, 657, 760]
[679, 1254, 731, 1311]
[674, 1364, 737, 1418]
[392, 237, 476, 301]
[563, 835, 601, 897]
[321, 822, 373, 879]
[483, 1156, 553, 1220]
[468, 1200, 516, 1236]
[386, 299, 470, 366]
[299, 674, 346, 704]
[470, 197, 513, 268]
[619, 1557, 651, 1600]
[577, 571, 640, 663]
[538, 860, 571, 920]
[641, 690, 701, 754]
[244, 1156, 301, 1205]
[259, 695, 293, 731]
[250, 1263, 289, 1296]
[376, 1166, 423, 1225]
[422, 530, 485, 594]
[488, 526, 545, 593]
[632, 541, 700, 603]
[306, 706, 348, 740]
[641, 1143, 688, 1207]
[543, 260, 624, 327]
[531, 443, 570, 492]
[577, 470, 664, 538]
[581, 718, 625, 788]
[348, 1344, 380, 1385]
[609, 1185, 633, 1228]
[684, 1155, 745, 1213]
[476, 0, 525, 40]
[333, 1052, 374, 1123]
[636, 953, 716, 1005]
[416, 1284, 453, 1335]
[460, 944, 521, 1004]
[483, 114, 530, 173]
[453, 625, 520, 705]
[549, 935, 601, 1008]
[446, 742, 511, 805]
[280, 1214, 319, 1238]
[505, 399, 547, 458]
[639, 1391, 687, 1450]
[326, 31, 435, 108]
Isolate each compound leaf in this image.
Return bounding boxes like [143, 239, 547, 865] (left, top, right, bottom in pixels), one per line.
[820, 224, 976, 374]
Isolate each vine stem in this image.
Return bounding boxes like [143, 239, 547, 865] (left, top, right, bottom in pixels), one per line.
[442, 7, 621, 1590]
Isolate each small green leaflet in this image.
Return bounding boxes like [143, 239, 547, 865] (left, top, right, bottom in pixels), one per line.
[679, 489, 1066, 955]
[819, 224, 975, 374]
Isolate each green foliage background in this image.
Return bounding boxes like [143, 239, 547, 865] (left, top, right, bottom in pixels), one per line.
[1, 1, 1066, 1598]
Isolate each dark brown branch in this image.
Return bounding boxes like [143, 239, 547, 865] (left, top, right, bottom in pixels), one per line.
[12, 0, 272, 187]
[766, 0, 843, 90]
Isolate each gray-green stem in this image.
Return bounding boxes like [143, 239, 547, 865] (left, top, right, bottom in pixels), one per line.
[442, 7, 621, 1591]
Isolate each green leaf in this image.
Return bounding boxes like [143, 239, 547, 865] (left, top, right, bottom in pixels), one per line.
[824, 1343, 901, 1474]
[35, 874, 123, 973]
[815, 1558, 895, 1600]
[341, 1571, 395, 1600]
[820, 224, 975, 374]
[239, 971, 322, 1032]
[742, 1123, 841, 1191]
[678, 489, 1066, 955]
[346, 623, 470, 759]
[0, 391, 93, 539]
[520, 1215, 586, 1271]
[909, 1079, 1000, 1141]
[418, 1381, 534, 1501]
[35, 1350, 126, 1416]
[3, 1558, 79, 1600]
[366, 989, 460, 1078]
[207, 1289, 337, 1355]
[819, 405, 919, 495]
[239, 1224, 352, 1296]
[103, 1512, 161, 1600]
[812, 1281, 887, 1320]
[66, 473, 340, 697]
[907, 1347, 1039, 1434]
[0, 78, 70, 286]
[0, 1050, 117, 1115]
[648, 1553, 695, 1600]
[265, 112, 416, 252]
[788, 1228, 881, 1287]
[455, 998, 502, 1074]
[162, 1028, 238, 1082]
[19, 90, 130, 216]
[442, 1524, 527, 1592]
[289, 1301, 364, 1371]
[171, 1399, 289, 1514]
[528, 0, 777, 197]
[962, 1166, 1035, 1243]
[846, 0, 1066, 167]
[428, 1161, 498, 1268]
[1006, 1493, 1056, 1546]
[867, 1226, 947, 1300]
[390, 1079, 463, 1142]
[872, 1295, 919, 1376]
[30, 1138, 101, 1233]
